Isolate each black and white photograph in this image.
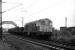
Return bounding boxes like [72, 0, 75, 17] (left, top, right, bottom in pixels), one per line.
[0, 0, 75, 50]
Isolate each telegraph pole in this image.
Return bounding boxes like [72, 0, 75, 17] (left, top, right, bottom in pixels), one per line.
[0, 0, 2, 40]
[21, 17, 24, 27]
[65, 17, 67, 27]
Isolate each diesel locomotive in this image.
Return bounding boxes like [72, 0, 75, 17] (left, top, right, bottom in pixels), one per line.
[8, 18, 75, 46]
[8, 18, 53, 40]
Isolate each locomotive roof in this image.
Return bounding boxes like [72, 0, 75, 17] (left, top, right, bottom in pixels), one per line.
[25, 18, 52, 25]
[38, 18, 52, 23]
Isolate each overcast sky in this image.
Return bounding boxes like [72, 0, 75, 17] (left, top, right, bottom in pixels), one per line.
[2, 0, 75, 29]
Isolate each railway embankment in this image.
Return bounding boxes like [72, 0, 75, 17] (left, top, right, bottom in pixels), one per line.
[0, 39, 18, 50]
[3, 33, 52, 50]
[5, 34, 60, 50]
[3, 33, 75, 50]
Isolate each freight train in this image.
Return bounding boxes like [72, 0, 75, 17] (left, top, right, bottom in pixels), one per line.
[8, 18, 75, 45]
[8, 18, 53, 40]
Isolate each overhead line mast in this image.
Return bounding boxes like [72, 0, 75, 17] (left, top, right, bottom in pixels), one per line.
[65, 17, 67, 27]
[21, 17, 24, 27]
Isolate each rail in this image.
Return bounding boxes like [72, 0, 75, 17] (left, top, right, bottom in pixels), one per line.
[15, 35, 68, 50]
[4, 34, 75, 50]
[15, 35, 75, 50]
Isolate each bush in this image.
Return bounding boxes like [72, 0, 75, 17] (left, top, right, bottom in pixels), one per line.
[71, 30, 75, 35]
[55, 30, 73, 44]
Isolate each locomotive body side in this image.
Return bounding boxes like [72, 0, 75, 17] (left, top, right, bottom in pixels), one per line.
[23, 18, 53, 33]
[23, 18, 53, 40]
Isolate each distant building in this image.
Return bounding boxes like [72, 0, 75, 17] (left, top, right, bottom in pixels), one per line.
[60, 27, 75, 32]
[60, 27, 67, 31]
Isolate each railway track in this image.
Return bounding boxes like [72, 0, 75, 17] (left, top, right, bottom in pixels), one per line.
[16, 35, 75, 50]
[18, 37, 64, 50]
[3, 34, 75, 50]
[4, 33, 75, 50]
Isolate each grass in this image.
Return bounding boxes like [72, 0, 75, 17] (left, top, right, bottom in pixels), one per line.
[0, 37, 19, 50]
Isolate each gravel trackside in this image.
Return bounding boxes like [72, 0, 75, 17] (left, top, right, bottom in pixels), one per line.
[0, 39, 19, 50]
